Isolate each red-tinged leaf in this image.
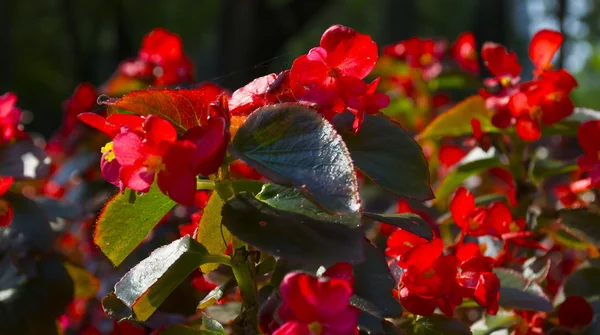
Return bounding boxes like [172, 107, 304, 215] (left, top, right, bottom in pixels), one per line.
[103, 84, 225, 133]
[417, 96, 498, 140]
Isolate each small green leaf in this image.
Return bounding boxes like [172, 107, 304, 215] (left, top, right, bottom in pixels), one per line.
[200, 313, 227, 334]
[94, 184, 177, 266]
[102, 236, 226, 321]
[230, 103, 359, 214]
[435, 157, 504, 203]
[221, 193, 364, 263]
[363, 212, 433, 240]
[522, 256, 551, 284]
[417, 96, 498, 140]
[564, 267, 600, 299]
[471, 312, 521, 335]
[530, 159, 577, 182]
[64, 262, 99, 299]
[332, 111, 433, 201]
[198, 278, 237, 310]
[405, 314, 472, 335]
[494, 268, 553, 312]
[559, 210, 600, 248]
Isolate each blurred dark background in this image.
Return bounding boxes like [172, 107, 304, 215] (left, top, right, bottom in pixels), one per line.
[1, 0, 599, 136]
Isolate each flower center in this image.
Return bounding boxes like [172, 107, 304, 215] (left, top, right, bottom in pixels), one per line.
[420, 53, 433, 66]
[499, 76, 512, 87]
[328, 67, 341, 78]
[144, 155, 165, 174]
[509, 221, 520, 233]
[547, 91, 562, 102]
[403, 241, 414, 248]
[0, 200, 9, 216]
[101, 142, 116, 162]
[308, 321, 323, 334]
[422, 268, 436, 279]
[529, 106, 543, 121]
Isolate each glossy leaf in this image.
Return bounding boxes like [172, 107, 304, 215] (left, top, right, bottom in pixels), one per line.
[435, 157, 503, 203]
[417, 96, 497, 140]
[102, 236, 224, 321]
[363, 212, 433, 240]
[198, 278, 237, 310]
[94, 183, 177, 266]
[256, 184, 360, 227]
[230, 103, 359, 214]
[0, 140, 50, 179]
[559, 210, 600, 248]
[564, 267, 600, 299]
[522, 256, 551, 284]
[404, 314, 472, 335]
[494, 268, 553, 312]
[221, 193, 364, 263]
[104, 85, 224, 133]
[332, 111, 433, 201]
[351, 240, 402, 318]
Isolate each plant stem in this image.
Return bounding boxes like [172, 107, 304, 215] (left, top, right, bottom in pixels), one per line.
[196, 179, 215, 190]
[231, 247, 260, 333]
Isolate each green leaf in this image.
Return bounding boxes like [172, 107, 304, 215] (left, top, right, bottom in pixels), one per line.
[522, 256, 551, 284]
[94, 183, 177, 266]
[530, 159, 577, 182]
[256, 184, 360, 227]
[160, 325, 206, 335]
[494, 268, 553, 312]
[567, 107, 600, 122]
[1, 193, 54, 253]
[564, 266, 600, 299]
[404, 315, 472, 335]
[471, 312, 521, 335]
[332, 111, 433, 201]
[221, 193, 364, 263]
[64, 262, 99, 299]
[417, 96, 498, 140]
[559, 210, 600, 248]
[198, 278, 237, 310]
[104, 85, 224, 133]
[351, 240, 402, 318]
[363, 212, 433, 240]
[435, 157, 504, 203]
[200, 313, 227, 334]
[230, 103, 359, 214]
[102, 236, 226, 321]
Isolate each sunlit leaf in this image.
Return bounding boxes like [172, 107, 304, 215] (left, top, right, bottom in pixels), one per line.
[363, 212, 433, 240]
[230, 103, 359, 214]
[94, 184, 176, 266]
[435, 157, 504, 203]
[417, 96, 498, 140]
[494, 268, 553, 312]
[64, 262, 99, 299]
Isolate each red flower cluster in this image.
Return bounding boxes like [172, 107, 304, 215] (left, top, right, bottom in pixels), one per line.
[577, 120, 600, 185]
[0, 92, 25, 144]
[78, 112, 229, 205]
[273, 270, 358, 335]
[480, 30, 577, 140]
[118, 28, 194, 87]
[390, 237, 500, 317]
[384, 32, 479, 79]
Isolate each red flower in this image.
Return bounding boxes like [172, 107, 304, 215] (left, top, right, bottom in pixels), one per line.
[0, 177, 14, 227]
[555, 178, 593, 208]
[468, 118, 492, 151]
[450, 187, 490, 237]
[55, 83, 97, 141]
[439, 144, 466, 170]
[275, 271, 359, 335]
[481, 43, 521, 88]
[558, 296, 594, 329]
[577, 120, 600, 184]
[384, 37, 446, 79]
[386, 229, 428, 265]
[379, 199, 435, 236]
[229, 72, 293, 116]
[0, 92, 24, 143]
[529, 29, 563, 77]
[451, 32, 479, 74]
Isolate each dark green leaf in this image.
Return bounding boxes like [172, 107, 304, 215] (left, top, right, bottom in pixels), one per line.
[494, 268, 553, 312]
[559, 210, 600, 248]
[404, 314, 472, 335]
[0, 140, 50, 179]
[1, 193, 54, 253]
[435, 157, 504, 203]
[530, 160, 577, 182]
[332, 111, 433, 201]
[64, 262, 99, 299]
[363, 212, 433, 240]
[417, 96, 498, 140]
[256, 184, 360, 226]
[564, 266, 600, 299]
[102, 236, 224, 321]
[230, 103, 359, 214]
[221, 193, 364, 263]
[352, 240, 401, 317]
[94, 183, 177, 266]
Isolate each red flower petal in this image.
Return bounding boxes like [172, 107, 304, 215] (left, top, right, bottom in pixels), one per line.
[474, 272, 500, 315]
[386, 229, 428, 262]
[319, 25, 378, 79]
[0, 177, 14, 196]
[144, 115, 178, 148]
[452, 32, 479, 74]
[113, 131, 146, 166]
[482, 43, 522, 78]
[439, 144, 466, 168]
[578, 120, 600, 155]
[139, 28, 184, 64]
[558, 296, 594, 329]
[450, 187, 476, 227]
[119, 164, 154, 192]
[529, 29, 563, 72]
[0, 201, 13, 227]
[515, 117, 541, 141]
[484, 201, 513, 235]
[182, 117, 230, 176]
[273, 322, 312, 335]
[402, 238, 444, 269]
[323, 262, 354, 287]
[397, 286, 436, 316]
[456, 242, 481, 263]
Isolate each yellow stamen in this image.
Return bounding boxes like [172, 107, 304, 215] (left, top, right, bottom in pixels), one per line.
[420, 53, 433, 66]
[144, 155, 165, 174]
[101, 142, 116, 162]
[500, 76, 512, 87]
[308, 321, 323, 334]
[0, 200, 8, 216]
[422, 268, 436, 279]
